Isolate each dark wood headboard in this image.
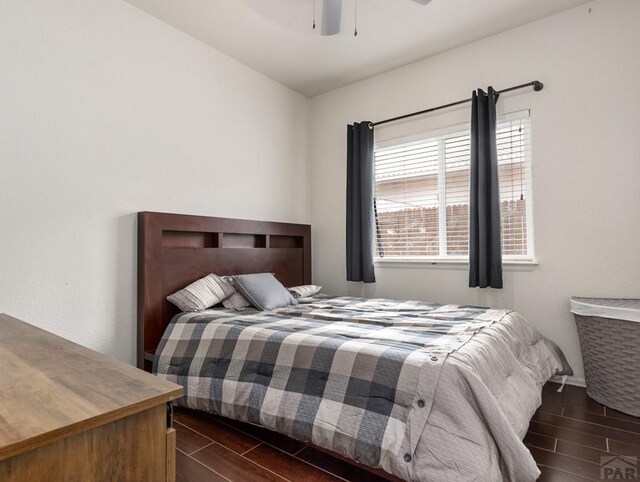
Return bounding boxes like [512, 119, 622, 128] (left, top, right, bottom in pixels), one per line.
[137, 211, 311, 370]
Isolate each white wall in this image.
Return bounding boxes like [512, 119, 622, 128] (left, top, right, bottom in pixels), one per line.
[309, 0, 640, 382]
[0, 0, 309, 363]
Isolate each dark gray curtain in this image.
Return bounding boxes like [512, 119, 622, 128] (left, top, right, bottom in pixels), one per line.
[346, 122, 376, 283]
[469, 87, 503, 289]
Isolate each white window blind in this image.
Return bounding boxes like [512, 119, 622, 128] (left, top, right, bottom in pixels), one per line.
[374, 111, 533, 261]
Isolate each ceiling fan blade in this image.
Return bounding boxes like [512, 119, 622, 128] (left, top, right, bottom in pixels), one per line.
[321, 0, 342, 36]
[411, 0, 433, 5]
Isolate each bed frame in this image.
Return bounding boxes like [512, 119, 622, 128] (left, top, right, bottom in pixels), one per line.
[136, 211, 311, 370]
[136, 211, 401, 481]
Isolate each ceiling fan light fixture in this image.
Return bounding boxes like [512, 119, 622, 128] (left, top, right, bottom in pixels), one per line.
[321, 0, 342, 36]
[317, 0, 432, 37]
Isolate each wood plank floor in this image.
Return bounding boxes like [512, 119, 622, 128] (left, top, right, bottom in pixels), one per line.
[175, 382, 640, 481]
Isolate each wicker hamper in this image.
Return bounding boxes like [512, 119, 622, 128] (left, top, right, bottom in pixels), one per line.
[571, 297, 640, 417]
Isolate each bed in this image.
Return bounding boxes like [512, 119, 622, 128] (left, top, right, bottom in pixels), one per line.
[138, 211, 571, 482]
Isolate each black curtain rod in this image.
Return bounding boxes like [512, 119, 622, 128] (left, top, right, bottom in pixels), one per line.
[371, 80, 544, 128]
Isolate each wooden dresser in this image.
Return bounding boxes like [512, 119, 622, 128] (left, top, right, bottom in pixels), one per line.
[0, 314, 183, 481]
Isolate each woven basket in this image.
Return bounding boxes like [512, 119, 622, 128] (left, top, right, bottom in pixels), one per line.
[571, 298, 640, 417]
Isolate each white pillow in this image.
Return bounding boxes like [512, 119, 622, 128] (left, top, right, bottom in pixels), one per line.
[167, 274, 235, 312]
[288, 285, 322, 299]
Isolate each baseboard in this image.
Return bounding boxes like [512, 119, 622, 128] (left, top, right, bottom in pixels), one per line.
[551, 374, 586, 388]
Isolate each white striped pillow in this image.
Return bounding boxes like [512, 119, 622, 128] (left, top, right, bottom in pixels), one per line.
[288, 285, 322, 299]
[167, 274, 235, 312]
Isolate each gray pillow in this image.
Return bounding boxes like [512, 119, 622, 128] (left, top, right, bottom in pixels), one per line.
[220, 275, 253, 311]
[233, 273, 297, 311]
[167, 273, 235, 312]
[222, 291, 253, 311]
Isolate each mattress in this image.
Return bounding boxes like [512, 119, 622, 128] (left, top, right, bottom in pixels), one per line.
[153, 296, 571, 481]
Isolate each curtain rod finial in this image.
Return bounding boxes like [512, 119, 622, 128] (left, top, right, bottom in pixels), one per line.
[533, 81, 544, 91]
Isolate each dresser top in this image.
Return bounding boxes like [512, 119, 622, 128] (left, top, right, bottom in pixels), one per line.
[0, 314, 182, 461]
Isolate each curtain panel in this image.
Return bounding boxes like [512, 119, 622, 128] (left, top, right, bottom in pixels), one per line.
[346, 122, 376, 283]
[469, 87, 503, 289]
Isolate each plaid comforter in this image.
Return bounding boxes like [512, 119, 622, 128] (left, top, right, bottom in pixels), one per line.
[154, 296, 518, 480]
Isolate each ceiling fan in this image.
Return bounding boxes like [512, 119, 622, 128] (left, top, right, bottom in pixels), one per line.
[319, 0, 432, 36]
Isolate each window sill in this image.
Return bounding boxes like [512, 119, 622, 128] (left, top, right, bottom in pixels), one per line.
[373, 258, 538, 271]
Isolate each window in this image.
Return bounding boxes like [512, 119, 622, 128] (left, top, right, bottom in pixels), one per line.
[374, 110, 533, 262]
